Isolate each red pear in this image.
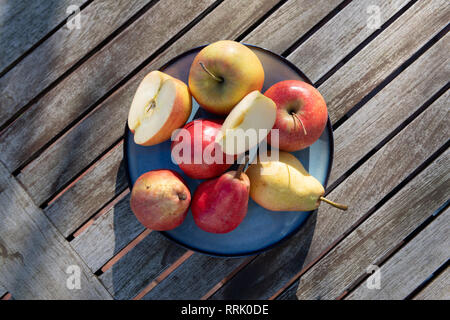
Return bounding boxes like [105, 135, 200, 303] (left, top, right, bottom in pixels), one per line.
[191, 166, 250, 234]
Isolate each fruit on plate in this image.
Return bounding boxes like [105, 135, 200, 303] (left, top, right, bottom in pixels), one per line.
[188, 40, 264, 115]
[130, 170, 191, 231]
[128, 70, 192, 146]
[265, 80, 328, 152]
[171, 119, 233, 179]
[191, 160, 250, 233]
[246, 151, 347, 211]
[215, 91, 276, 155]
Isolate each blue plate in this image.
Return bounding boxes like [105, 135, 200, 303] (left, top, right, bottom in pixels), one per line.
[124, 44, 333, 257]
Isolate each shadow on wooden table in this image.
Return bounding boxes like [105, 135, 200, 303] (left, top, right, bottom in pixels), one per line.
[109, 148, 317, 300]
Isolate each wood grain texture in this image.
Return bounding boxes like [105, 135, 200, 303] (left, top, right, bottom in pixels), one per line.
[143, 254, 250, 300]
[98, 231, 186, 300]
[29, 0, 448, 298]
[313, 0, 450, 123]
[211, 87, 450, 300]
[70, 192, 144, 272]
[67, 0, 279, 277]
[346, 208, 450, 300]
[413, 267, 450, 300]
[329, 32, 450, 185]
[10, 0, 337, 207]
[0, 162, 112, 300]
[288, 0, 410, 82]
[0, 0, 87, 74]
[0, 0, 215, 174]
[296, 147, 450, 299]
[44, 143, 128, 237]
[243, 0, 342, 53]
[21, 0, 280, 217]
[0, 0, 154, 129]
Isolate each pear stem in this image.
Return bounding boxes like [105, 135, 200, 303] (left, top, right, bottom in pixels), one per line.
[234, 155, 249, 180]
[292, 113, 307, 135]
[199, 62, 223, 82]
[320, 196, 348, 211]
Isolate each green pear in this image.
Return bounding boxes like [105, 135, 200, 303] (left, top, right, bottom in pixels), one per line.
[246, 151, 347, 211]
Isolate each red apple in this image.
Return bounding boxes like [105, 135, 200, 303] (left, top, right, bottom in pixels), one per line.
[191, 169, 250, 234]
[130, 170, 191, 231]
[171, 119, 232, 179]
[265, 80, 328, 151]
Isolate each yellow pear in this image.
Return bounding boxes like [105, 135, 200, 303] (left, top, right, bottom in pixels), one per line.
[246, 151, 347, 211]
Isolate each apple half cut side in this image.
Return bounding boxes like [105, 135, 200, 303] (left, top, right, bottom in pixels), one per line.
[128, 71, 192, 146]
[216, 90, 276, 155]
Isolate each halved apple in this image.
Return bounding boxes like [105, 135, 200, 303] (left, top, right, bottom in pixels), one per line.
[216, 91, 276, 155]
[128, 71, 192, 146]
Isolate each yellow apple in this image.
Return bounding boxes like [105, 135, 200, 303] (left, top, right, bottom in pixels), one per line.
[188, 40, 264, 115]
[128, 71, 192, 146]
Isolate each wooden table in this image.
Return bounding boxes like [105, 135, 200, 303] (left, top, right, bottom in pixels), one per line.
[0, 0, 448, 300]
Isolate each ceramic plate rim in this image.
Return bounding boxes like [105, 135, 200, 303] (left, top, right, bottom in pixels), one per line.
[123, 43, 334, 258]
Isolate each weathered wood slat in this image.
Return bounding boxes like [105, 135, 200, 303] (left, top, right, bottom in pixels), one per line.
[313, 0, 449, 123]
[328, 32, 449, 184]
[98, 231, 186, 300]
[295, 147, 449, 299]
[413, 267, 450, 300]
[288, 0, 410, 82]
[45, 143, 127, 237]
[143, 254, 251, 300]
[0, 0, 154, 129]
[168, 1, 448, 298]
[0, 162, 112, 300]
[68, 0, 281, 285]
[0, 0, 87, 74]
[70, 192, 142, 272]
[31, 0, 448, 299]
[242, 0, 342, 53]
[19, 0, 351, 234]
[346, 208, 450, 300]
[0, 284, 7, 299]
[0, 0, 215, 175]
[16, 0, 280, 209]
[211, 86, 450, 300]
[37, 0, 282, 235]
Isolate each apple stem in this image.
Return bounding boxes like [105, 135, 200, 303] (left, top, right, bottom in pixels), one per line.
[234, 155, 249, 180]
[319, 196, 348, 211]
[292, 113, 307, 135]
[199, 62, 223, 82]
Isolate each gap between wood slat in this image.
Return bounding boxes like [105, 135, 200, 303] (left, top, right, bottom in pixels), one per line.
[0, 292, 12, 300]
[0, 0, 161, 135]
[331, 23, 449, 131]
[29, 0, 432, 297]
[200, 256, 257, 300]
[314, 0, 419, 87]
[339, 201, 449, 299]
[133, 251, 195, 300]
[70, 188, 130, 240]
[45, 139, 126, 208]
[35, 0, 288, 212]
[327, 82, 449, 193]
[0, 0, 95, 79]
[12, 0, 224, 179]
[97, 228, 152, 275]
[281, 0, 352, 57]
[271, 140, 450, 300]
[406, 260, 450, 300]
[235, 0, 289, 42]
[62, 0, 292, 292]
